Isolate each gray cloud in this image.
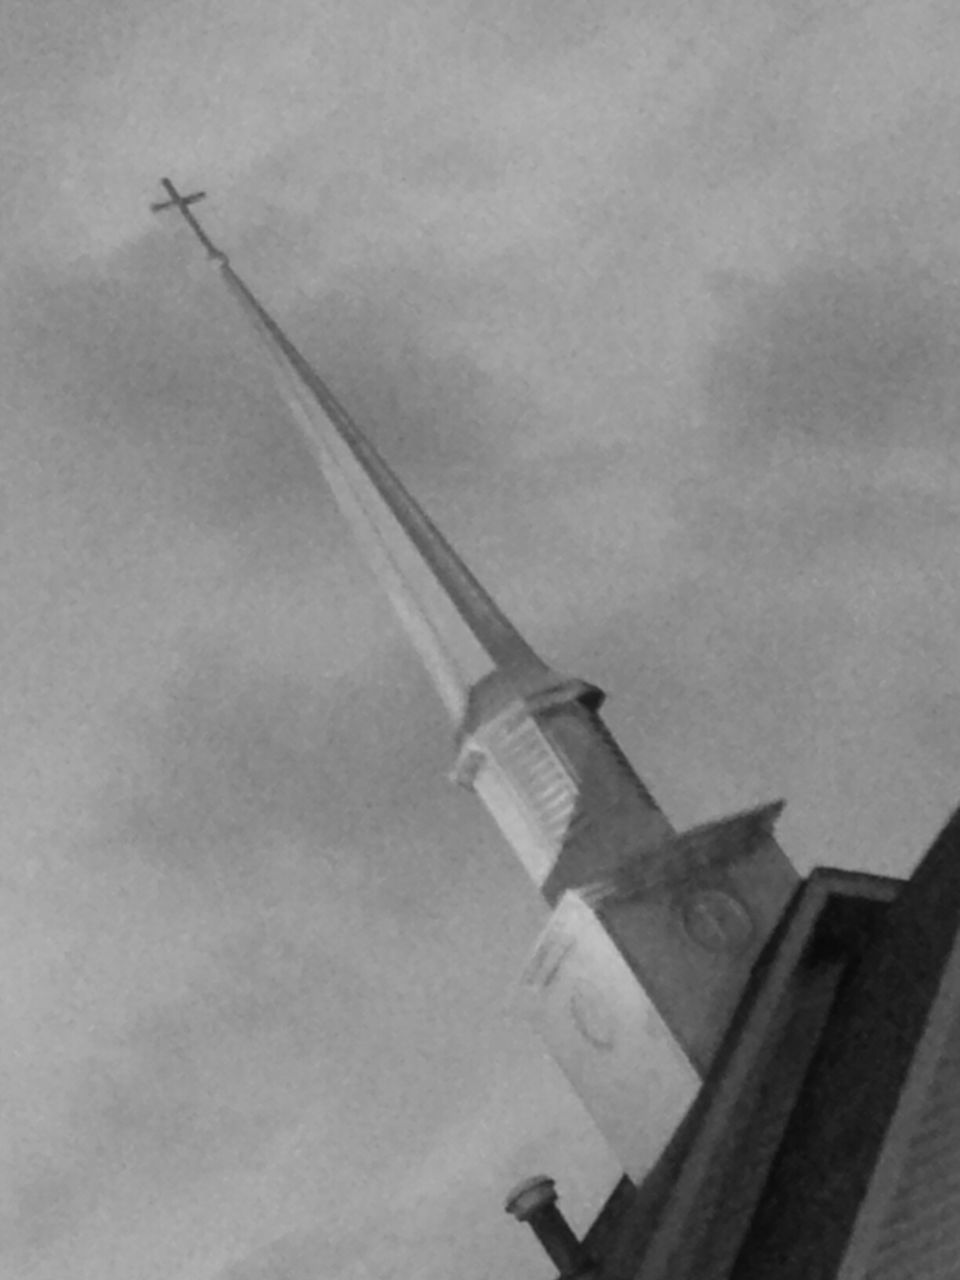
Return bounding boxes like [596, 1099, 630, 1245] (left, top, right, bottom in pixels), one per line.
[705, 254, 960, 451]
[8, 1163, 98, 1257]
[8, 3, 960, 1278]
[100, 640, 445, 882]
[216, 1227, 361, 1280]
[10, 225, 548, 586]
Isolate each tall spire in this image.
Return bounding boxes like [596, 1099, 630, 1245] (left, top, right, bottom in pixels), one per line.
[150, 178, 558, 724]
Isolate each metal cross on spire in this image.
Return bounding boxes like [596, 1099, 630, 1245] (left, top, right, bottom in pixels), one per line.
[150, 177, 227, 264]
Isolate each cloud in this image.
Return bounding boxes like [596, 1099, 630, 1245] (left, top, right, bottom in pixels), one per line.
[704, 255, 960, 452]
[209, 1053, 621, 1280]
[11, 0, 650, 270]
[7, 0, 451, 266]
[8, 3, 960, 1278]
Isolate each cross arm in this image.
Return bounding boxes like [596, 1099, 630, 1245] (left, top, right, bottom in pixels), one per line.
[150, 177, 227, 263]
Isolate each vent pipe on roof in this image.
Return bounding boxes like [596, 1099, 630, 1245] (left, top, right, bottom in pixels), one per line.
[505, 1175, 595, 1277]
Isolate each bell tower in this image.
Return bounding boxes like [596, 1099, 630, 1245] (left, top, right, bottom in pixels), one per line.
[151, 179, 800, 1178]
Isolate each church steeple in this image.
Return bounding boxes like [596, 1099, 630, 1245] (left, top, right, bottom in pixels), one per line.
[150, 178, 635, 891]
[153, 180, 801, 1178]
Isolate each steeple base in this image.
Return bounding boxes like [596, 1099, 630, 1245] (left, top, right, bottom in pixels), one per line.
[516, 803, 800, 1183]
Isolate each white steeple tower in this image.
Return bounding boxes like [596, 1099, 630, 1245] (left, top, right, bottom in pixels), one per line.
[152, 180, 800, 1179]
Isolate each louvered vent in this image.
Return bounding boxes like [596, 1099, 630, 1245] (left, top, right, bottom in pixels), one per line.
[493, 716, 578, 852]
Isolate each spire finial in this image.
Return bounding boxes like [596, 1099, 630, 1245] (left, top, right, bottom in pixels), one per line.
[150, 178, 228, 265]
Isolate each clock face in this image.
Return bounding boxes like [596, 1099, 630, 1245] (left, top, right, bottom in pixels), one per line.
[680, 887, 755, 954]
[569, 976, 617, 1051]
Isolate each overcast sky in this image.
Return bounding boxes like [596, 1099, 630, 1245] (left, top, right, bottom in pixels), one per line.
[4, 1, 960, 1277]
